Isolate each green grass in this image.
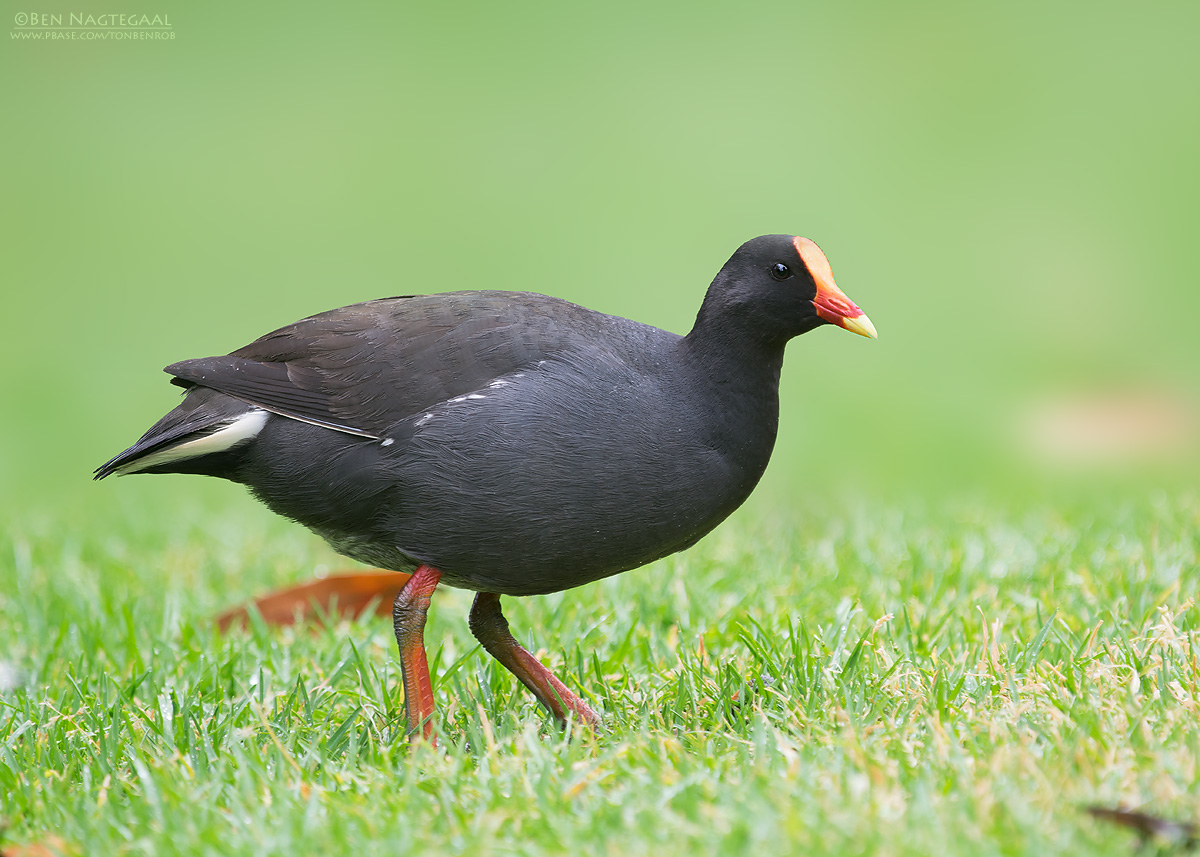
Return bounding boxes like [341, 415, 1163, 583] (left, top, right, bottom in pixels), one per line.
[2, 490, 1198, 855]
[5, 1, 1199, 852]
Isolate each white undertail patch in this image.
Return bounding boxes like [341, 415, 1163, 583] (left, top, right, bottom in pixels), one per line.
[113, 409, 269, 476]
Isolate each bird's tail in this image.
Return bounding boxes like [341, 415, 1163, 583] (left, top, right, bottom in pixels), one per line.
[94, 387, 267, 480]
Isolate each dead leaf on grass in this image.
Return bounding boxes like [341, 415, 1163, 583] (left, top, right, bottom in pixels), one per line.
[216, 570, 411, 630]
[1085, 805, 1197, 850]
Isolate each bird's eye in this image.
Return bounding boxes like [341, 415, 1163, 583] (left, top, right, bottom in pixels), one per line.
[770, 263, 792, 281]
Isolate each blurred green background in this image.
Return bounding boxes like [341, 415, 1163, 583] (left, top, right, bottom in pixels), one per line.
[3, 0, 1198, 516]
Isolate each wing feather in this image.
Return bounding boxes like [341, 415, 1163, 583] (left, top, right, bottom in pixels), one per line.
[163, 291, 595, 438]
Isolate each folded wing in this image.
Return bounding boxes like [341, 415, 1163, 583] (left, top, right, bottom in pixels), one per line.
[165, 291, 588, 438]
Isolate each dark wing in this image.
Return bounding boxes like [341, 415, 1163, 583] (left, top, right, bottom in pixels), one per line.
[165, 291, 592, 438]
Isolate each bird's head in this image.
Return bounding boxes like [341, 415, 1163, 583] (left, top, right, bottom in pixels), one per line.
[697, 234, 876, 345]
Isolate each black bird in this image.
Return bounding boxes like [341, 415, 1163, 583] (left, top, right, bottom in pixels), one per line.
[96, 235, 876, 739]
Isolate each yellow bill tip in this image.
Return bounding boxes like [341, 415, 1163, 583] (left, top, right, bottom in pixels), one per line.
[840, 313, 877, 339]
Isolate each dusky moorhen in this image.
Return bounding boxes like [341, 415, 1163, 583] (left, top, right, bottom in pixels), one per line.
[96, 234, 875, 738]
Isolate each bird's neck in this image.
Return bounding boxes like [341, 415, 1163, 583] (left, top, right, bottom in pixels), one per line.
[682, 306, 788, 392]
[679, 316, 786, 489]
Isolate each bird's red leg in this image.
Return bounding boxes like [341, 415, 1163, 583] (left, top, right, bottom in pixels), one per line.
[468, 592, 601, 729]
[392, 564, 443, 742]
